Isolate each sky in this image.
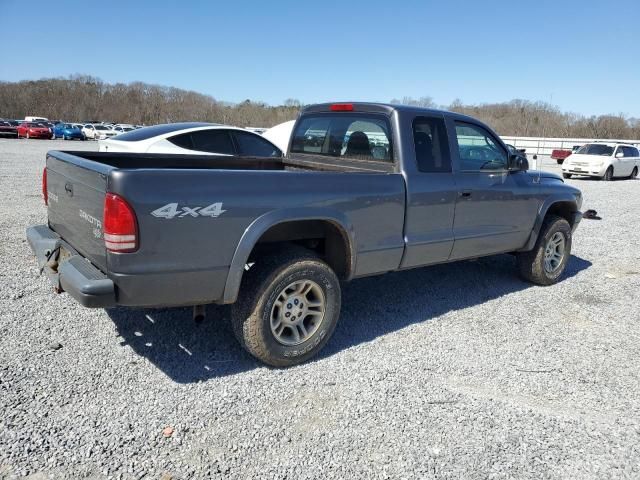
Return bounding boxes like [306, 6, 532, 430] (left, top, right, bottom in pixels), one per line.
[1, 0, 639, 117]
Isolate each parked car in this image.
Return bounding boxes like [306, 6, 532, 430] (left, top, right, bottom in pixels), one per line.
[27, 102, 583, 367]
[98, 123, 282, 157]
[16, 122, 52, 139]
[112, 125, 135, 134]
[24, 116, 48, 123]
[262, 120, 296, 154]
[0, 120, 18, 137]
[82, 124, 118, 140]
[561, 143, 639, 180]
[52, 123, 86, 140]
[551, 149, 573, 164]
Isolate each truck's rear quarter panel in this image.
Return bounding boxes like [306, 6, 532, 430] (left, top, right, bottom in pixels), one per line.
[107, 169, 406, 306]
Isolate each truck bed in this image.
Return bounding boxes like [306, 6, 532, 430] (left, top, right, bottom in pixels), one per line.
[44, 149, 405, 306]
[55, 151, 396, 173]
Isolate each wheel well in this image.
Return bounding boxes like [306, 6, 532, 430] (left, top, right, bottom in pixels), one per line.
[546, 201, 577, 226]
[249, 220, 352, 279]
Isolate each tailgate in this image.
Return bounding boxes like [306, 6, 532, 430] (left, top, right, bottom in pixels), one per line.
[46, 153, 109, 271]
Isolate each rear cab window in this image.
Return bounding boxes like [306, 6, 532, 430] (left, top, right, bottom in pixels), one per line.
[291, 114, 393, 162]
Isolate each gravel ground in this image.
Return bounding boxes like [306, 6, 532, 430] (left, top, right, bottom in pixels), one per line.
[1, 139, 639, 479]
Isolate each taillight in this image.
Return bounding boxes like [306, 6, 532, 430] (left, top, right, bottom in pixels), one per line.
[330, 103, 354, 111]
[103, 193, 138, 252]
[42, 167, 48, 205]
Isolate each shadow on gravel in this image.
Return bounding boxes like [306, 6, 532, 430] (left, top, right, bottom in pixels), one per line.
[107, 254, 591, 383]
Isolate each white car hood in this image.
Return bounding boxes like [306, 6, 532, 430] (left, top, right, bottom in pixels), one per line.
[566, 153, 608, 164]
[262, 120, 295, 154]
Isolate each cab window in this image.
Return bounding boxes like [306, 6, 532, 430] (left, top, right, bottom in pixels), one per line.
[291, 114, 393, 161]
[412, 116, 451, 172]
[454, 122, 507, 171]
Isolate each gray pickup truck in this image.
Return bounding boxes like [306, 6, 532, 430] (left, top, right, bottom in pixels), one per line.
[27, 102, 583, 366]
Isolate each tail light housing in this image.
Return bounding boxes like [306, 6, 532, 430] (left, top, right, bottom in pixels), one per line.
[103, 193, 138, 252]
[42, 167, 48, 205]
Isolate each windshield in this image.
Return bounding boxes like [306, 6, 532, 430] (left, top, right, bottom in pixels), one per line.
[94, 125, 109, 130]
[576, 144, 614, 156]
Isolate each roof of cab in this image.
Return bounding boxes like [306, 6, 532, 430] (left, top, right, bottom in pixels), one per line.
[301, 102, 481, 123]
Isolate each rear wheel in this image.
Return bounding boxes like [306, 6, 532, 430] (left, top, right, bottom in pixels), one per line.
[630, 166, 638, 179]
[562, 173, 572, 179]
[231, 247, 341, 367]
[603, 166, 613, 181]
[517, 215, 571, 285]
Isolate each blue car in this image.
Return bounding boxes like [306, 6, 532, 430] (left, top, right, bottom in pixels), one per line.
[52, 123, 86, 140]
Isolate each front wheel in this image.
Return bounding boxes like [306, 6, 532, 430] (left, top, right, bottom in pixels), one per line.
[562, 173, 572, 179]
[51, 133, 56, 140]
[26, 132, 30, 139]
[517, 215, 571, 286]
[603, 166, 613, 181]
[231, 248, 341, 367]
[630, 166, 638, 179]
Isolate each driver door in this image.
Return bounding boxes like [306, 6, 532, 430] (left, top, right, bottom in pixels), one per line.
[449, 121, 539, 260]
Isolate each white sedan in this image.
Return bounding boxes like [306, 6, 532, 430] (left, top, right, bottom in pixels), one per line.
[83, 124, 119, 140]
[562, 143, 640, 180]
[98, 122, 282, 157]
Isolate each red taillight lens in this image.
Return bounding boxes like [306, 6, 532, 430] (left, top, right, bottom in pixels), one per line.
[103, 193, 138, 252]
[330, 103, 354, 111]
[42, 167, 48, 205]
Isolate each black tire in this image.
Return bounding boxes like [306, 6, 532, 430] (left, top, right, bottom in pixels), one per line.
[630, 166, 638, 179]
[556, 159, 563, 165]
[51, 133, 56, 140]
[26, 132, 30, 139]
[562, 173, 572, 179]
[231, 247, 341, 367]
[517, 215, 572, 286]
[603, 166, 613, 181]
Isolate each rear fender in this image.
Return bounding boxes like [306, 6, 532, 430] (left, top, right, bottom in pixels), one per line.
[221, 208, 356, 304]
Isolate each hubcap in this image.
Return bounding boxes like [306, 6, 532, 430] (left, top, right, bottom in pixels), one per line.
[544, 232, 566, 274]
[270, 280, 326, 346]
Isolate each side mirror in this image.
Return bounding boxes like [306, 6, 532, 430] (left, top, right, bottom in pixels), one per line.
[508, 154, 529, 171]
[615, 151, 623, 158]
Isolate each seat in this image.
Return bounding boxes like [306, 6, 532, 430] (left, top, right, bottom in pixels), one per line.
[345, 131, 372, 158]
[414, 131, 434, 167]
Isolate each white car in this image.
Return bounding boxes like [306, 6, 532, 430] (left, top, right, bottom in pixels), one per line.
[83, 124, 118, 140]
[98, 122, 282, 157]
[562, 143, 640, 180]
[262, 120, 295, 154]
[112, 125, 136, 134]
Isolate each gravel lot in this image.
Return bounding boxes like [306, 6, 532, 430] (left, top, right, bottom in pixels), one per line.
[1, 139, 639, 479]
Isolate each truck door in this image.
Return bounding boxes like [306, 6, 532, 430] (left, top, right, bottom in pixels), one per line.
[400, 114, 457, 268]
[448, 120, 538, 260]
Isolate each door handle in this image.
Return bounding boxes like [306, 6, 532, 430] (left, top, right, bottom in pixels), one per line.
[459, 190, 472, 198]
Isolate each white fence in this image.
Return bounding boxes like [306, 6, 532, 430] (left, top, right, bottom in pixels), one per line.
[500, 136, 640, 156]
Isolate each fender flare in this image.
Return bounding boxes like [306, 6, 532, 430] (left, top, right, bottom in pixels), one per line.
[521, 194, 579, 251]
[221, 208, 356, 304]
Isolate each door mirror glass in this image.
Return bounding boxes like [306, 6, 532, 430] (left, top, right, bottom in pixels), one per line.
[615, 151, 624, 158]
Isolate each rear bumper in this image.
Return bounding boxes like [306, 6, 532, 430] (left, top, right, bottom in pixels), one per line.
[26, 225, 116, 308]
[26, 224, 230, 308]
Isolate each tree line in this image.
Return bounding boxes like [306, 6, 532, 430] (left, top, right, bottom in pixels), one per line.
[1, 76, 639, 139]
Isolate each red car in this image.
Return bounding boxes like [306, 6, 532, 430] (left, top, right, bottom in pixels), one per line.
[551, 149, 572, 164]
[17, 122, 53, 139]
